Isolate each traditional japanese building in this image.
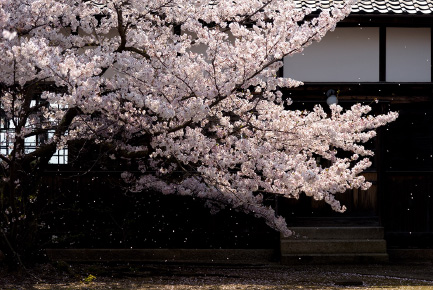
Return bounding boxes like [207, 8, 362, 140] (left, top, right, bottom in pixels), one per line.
[17, 0, 433, 264]
[278, 0, 433, 263]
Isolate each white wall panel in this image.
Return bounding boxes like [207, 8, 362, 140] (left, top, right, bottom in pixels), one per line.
[284, 27, 380, 82]
[386, 28, 431, 82]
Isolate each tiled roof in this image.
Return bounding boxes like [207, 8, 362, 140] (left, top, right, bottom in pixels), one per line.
[293, 0, 433, 14]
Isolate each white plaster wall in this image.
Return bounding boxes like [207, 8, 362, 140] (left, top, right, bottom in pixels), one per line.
[386, 27, 431, 82]
[284, 27, 380, 82]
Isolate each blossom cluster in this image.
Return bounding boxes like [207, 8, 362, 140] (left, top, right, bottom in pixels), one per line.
[0, 0, 397, 235]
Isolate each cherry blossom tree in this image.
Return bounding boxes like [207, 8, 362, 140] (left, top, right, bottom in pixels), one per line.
[0, 0, 397, 266]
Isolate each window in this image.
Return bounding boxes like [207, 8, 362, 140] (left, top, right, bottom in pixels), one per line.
[0, 117, 13, 156]
[0, 100, 68, 164]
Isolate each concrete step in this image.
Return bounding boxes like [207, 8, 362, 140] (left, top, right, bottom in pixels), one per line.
[284, 227, 384, 240]
[287, 217, 381, 227]
[281, 253, 389, 264]
[281, 239, 387, 254]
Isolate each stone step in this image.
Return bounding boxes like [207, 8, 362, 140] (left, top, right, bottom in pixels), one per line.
[287, 217, 381, 227]
[281, 239, 387, 254]
[281, 253, 389, 264]
[284, 227, 384, 240]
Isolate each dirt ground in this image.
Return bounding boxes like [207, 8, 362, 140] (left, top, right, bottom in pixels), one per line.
[1, 262, 433, 290]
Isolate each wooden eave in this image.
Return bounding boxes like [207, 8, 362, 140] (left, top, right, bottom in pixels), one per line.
[340, 13, 433, 27]
[282, 83, 433, 104]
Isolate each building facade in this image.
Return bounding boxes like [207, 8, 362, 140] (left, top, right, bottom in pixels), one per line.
[280, 0, 433, 251]
[3, 0, 431, 262]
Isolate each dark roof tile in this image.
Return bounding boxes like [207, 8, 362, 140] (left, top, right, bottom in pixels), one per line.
[293, 0, 433, 14]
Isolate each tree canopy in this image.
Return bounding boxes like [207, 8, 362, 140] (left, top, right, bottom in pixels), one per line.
[0, 0, 397, 265]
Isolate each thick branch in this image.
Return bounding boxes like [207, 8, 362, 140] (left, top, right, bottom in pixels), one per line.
[124, 46, 151, 60]
[21, 107, 80, 164]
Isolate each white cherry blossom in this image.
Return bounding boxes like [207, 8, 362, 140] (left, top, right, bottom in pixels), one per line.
[0, 0, 398, 252]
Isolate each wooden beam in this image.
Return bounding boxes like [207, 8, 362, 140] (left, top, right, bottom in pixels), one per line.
[339, 14, 433, 27]
[379, 27, 386, 82]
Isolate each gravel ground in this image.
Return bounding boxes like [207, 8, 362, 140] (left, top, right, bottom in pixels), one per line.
[1, 262, 433, 290]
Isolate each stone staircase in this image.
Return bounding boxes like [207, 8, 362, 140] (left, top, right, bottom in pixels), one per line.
[281, 219, 389, 264]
